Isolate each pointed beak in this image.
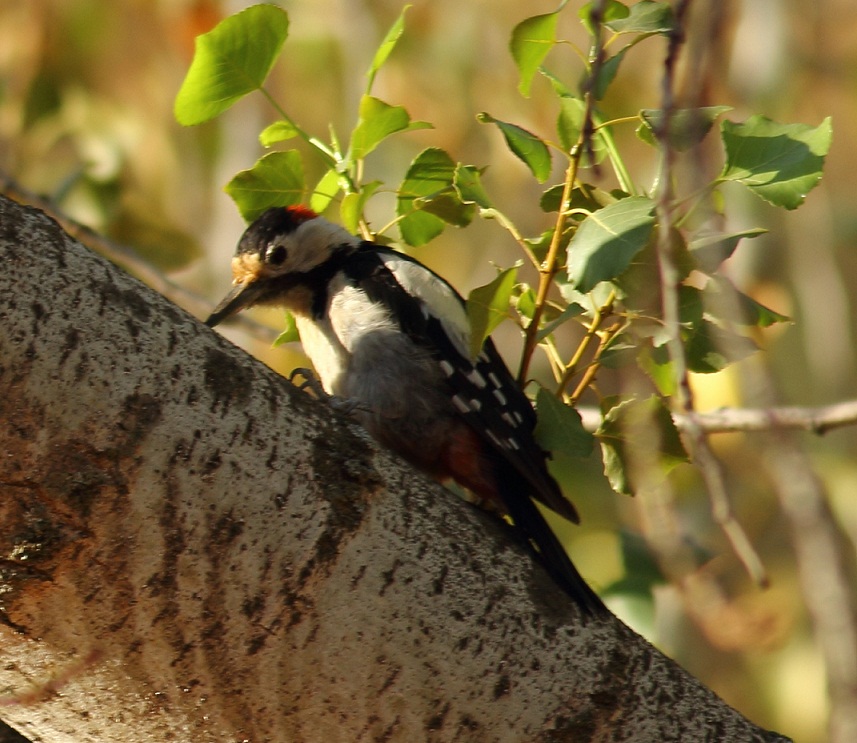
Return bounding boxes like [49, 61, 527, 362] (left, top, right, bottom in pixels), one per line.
[205, 280, 265, 327]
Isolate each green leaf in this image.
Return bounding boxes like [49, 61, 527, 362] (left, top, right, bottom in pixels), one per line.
[224, 151, 305, 221]
[567, 196, 656, 292]
[589, 48, 628, 100]
[510, 10, 560, 97]
[259, 120, 299, 146]
[339, 181, 381, 235]
[689, 228, 766, 273]
[535, 301, 585, 341]
[557, 96, 586, 152]
[579, 1, 629, 35]
[349, 95, 432, 161]
[397, 148, 457, 246]
[540, 183, 620, 214]
[477, 112, 552, 182]
[466, 267, 519, 357]
[703, 275, 790, 328]
[637, 106, 732, 151]
[637, 342, 676, 396]
[534, 388, 594, 460]
[685, 319, 759, 373]
[366, 5, 411, 92]
[557, 96, 609, 163]
[453, 164, 493, 209]
[720, 115, 833, 210]
[272, 312, 299, 346]
[540, 66, 575, 98]
[309, 168, 342, 214]
[417, 192, 476, 227]
[175, 4, 289, 125]
[606, 1, 674, 34]
[598, 396, 688, 495]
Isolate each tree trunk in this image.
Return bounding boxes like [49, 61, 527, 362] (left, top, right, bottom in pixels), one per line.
[0, 195, 789, 742]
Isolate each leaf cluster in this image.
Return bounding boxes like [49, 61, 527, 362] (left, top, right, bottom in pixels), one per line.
[175, 2, 831, 504]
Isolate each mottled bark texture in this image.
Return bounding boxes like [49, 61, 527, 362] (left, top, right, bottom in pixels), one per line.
[0, 195, 789, 742]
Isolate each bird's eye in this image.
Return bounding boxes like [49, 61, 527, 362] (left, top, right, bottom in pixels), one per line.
[266, 243, 288, 266]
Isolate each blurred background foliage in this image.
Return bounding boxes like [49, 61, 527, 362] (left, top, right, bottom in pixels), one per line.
[1, 2, 856, 742]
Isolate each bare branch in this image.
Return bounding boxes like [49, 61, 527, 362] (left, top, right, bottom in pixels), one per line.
[578, 399, 857, 435]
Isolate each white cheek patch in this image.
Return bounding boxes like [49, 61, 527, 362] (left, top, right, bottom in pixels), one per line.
[289, 220, 358, 273]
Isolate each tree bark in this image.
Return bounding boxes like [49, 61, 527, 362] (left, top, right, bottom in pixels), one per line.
[0, 195, 789, 742]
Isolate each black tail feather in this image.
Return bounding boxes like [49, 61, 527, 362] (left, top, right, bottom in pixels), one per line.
[499, 477, 607, 616]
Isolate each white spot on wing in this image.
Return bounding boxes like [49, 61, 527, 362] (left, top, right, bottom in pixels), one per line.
[467, 369, 487, 388]
[452, 395, 472, 414]
[492, 389, 508, 406]
[439, 360, 455, 377]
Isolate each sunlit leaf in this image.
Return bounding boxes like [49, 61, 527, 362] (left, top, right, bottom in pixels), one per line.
[567, 196, 656, 292]
[224, 151, 304, 221]
[397, 148, 457, 246]
[309, 168, 342, 214]
[259, 120, 299, 146]
[510, 10, 560, 97]
[534, 388, 594, 460]
[579, 1, 629, 35]
[339, 181, 381, 235]
[454, 164, 492, 209]
[606, 1, 674, 34]
[366, 4, 411, 92]
[272, 312, 299, 346]
[637, 342, 676, 396]
[349, 95, 432, 161]
[477, 112, 552, 182]
[175, 4, 289, 125]
[466, 266, 518, 356]
[720, 115, 832, 210]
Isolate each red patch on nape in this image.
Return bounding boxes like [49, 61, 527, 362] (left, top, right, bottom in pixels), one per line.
[284, 205, 319, 224]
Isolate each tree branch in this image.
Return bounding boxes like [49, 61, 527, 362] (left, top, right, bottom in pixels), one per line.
[0, 194, 790, 741]
[577, 401, 857, 435]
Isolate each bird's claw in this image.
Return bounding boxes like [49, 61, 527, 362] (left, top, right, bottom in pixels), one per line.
[288, 368, 368, 415]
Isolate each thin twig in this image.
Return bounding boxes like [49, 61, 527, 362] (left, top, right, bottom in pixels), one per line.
[577, 399, 857, 435]
[517, 0, 608, 384]
[651, 0, 767, 587]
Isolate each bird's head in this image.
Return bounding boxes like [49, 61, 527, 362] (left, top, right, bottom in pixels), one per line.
[206, 206, 355, 327]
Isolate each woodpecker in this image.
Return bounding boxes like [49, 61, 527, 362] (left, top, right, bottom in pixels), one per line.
[206, 206, 605, 614]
